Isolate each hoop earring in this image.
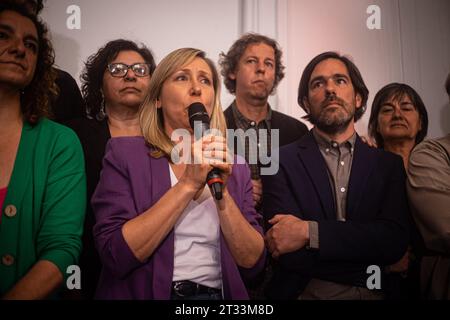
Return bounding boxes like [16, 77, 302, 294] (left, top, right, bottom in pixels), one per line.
[96, 94, 107, 121]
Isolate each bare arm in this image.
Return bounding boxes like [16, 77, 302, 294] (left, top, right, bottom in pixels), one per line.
[2, 260, 63, 300]
[206, 137, 264, 268]
[215, 186, 265, 268]
[100, 135, 263, 268]
[121, 136, 224, 262]
[121, 180, 198, 262]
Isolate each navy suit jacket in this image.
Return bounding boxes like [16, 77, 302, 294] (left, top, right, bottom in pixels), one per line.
[262, 131, 410, 299]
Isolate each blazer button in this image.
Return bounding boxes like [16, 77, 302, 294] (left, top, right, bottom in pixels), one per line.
[2, 254, 15, 266]
[4, 205, 17, 218]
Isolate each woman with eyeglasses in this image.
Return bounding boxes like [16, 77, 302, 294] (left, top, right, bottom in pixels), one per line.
[66, 39, 156, 299]
[91, 48, 265, 300]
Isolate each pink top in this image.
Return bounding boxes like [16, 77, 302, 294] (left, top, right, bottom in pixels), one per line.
[0, 187, 7, 224]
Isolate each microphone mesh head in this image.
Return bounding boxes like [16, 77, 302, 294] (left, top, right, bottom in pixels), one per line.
[188, 102, 210, 129]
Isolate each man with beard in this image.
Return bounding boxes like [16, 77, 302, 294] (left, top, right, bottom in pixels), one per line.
[220, 33, 308, 208]
[262, 51, 410, 299]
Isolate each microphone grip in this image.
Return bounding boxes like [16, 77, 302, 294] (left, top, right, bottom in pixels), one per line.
[207, 168, 223, 200]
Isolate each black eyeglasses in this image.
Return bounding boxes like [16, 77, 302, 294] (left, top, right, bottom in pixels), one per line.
[107, 63, 151, 77]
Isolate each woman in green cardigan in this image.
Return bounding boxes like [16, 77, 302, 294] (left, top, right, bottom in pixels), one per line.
[0, 3, 86, 299]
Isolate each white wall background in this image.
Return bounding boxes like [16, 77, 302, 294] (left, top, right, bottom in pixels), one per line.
[41, 0, 450, 138]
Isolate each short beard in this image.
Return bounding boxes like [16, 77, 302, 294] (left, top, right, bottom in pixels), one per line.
[310, 102, 355, 135]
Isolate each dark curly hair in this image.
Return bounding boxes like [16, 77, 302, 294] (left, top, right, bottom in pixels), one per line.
[0, 2, 57, 124]
[368, 83, 428, 148]
[297, 51, 369, 123]
[9, 0, 44, 15]
[30, 0, 44, 15]
[219, 33, 285, 95]
[81, 39, 156, 120]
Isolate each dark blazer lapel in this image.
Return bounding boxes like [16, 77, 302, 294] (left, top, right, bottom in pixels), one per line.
[88, 118, 110, 147]
[346, 136, 377, 220]
[224, 102, 237, 130]
[297, 132, 336, 220]
[91, 120, 110, 159]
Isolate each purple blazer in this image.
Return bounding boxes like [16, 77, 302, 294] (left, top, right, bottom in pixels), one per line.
[92, 137, 265, 299]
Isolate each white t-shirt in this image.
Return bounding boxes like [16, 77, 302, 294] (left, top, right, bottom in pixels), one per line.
[170, 165, 222, 289]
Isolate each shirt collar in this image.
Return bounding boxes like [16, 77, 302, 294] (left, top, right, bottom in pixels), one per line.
[231, 100, 272, 129]
[312, 127, 356, 153]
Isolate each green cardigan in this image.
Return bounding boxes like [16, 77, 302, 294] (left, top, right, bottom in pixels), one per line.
[0, 119, 86, 295]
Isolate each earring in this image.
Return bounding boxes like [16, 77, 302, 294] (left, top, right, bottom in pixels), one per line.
[96, 94, 107, 121]
[86, 107, 94, 120]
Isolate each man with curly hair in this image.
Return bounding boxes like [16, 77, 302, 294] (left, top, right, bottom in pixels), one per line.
[219, 33, 308, 208]
[220, 33, 308, 300]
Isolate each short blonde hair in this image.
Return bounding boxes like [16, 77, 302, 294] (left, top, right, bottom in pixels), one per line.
[140, 48, 226, 159]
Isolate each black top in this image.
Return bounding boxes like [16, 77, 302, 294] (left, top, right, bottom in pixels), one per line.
[65, 117, 111, 299]
[52, 68, 84, 123]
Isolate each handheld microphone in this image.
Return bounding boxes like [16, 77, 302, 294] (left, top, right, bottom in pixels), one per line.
[188, 102, 223, 200]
